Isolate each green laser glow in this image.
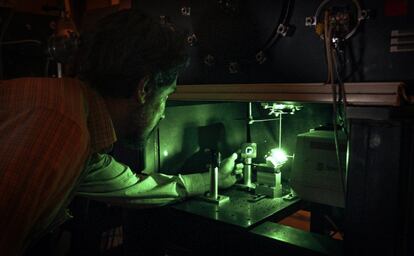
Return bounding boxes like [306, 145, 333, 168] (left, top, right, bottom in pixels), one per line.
[266, 148, 288, 167]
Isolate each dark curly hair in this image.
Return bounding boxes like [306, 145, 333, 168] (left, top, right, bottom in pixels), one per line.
[78, 10, 189, 98]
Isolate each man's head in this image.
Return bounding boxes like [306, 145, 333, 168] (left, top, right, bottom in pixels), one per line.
[78, 10, 188, 148]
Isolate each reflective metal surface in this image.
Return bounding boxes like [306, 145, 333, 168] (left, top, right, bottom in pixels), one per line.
[251, 222, 343, 255]
[172, 188, 300, 228]
[170, 82, 406, 106]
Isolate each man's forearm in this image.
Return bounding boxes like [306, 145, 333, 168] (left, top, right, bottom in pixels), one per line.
[77, 153, 210, 207]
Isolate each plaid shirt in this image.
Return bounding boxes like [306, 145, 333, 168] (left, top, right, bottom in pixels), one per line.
[0, 77, 114, 254]
[0, 77, 209, 255]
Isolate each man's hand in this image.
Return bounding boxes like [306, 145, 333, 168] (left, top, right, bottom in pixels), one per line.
[218, 153, 243, 189]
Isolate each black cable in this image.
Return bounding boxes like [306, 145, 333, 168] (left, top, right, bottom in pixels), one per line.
[261, 0, 294, 51]
[0, 7, 16, 79]
[321, 0, 364, 211]
[343, 39, 364, 81]
[263, 0, 292, 49]
[333, 47, 349, 136]
[332, 47, 348, 203]
[330, 63, 346, 195]
[332, 103, 347, 204]
[324, 14, 347, 204]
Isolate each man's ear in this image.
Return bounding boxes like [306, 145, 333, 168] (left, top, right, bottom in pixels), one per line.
[136, 77, 150, 104]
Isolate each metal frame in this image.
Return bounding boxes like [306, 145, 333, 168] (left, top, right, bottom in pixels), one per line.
[170, 82, 407, 106]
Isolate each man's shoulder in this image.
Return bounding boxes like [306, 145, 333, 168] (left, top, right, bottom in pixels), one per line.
[1, 77, 86, 95]
[1, 77, 89, 126]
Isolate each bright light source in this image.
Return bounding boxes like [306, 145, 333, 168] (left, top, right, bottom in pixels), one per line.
[163, 150, 169, 157]
[261, 103, 302, 116]
[266, 148, 288, 167]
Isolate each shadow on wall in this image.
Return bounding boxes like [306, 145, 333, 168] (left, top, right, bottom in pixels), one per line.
[162, 122, 231, 173]
[182, 122, 227, 172]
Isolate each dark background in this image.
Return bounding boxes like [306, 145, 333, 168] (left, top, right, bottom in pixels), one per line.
[135, 0, 414, 85]
[2, 0, 414, 84]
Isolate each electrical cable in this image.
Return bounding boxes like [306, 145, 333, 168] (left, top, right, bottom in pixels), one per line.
[332, 108, 347, 206]
[324, 10, 347, 204]
[333, 48, 349, 136]
[333, 47, 350, 206]
[324, 11, 333, 84]
[261, 0, 294, 52]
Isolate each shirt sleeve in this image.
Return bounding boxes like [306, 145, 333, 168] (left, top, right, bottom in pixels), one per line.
[77, 153, 210, 207]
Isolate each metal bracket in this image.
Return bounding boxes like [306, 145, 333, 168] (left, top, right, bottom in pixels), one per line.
[187, 33, 197, 46]
[228, 62, 239, 74]
[305, 16, 316, 27]
[204, 54, 215, 66]
[181, 6, 191, 16]
[255, 51, 267, 64]
[276, 24, 290, 37]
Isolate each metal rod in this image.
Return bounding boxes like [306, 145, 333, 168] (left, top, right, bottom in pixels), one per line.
[57, 62, 62, 78]
[248, 102, 253, 120]
[209, 165, 218, 200]
[249, 118, 280, 124]
[243, 158, 252, 187]
[278, 113, 282, 149]
[247, 102, 252, 143]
